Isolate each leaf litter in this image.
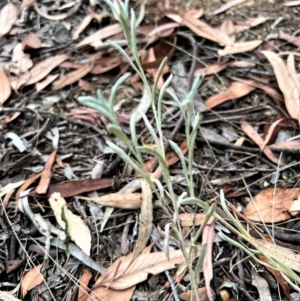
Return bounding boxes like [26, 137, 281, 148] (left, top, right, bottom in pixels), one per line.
[2, 0, 300, 301]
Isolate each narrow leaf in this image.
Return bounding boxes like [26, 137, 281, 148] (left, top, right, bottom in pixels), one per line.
[49, 192, 92, 256]
[0, 67, 11, 104]
[130, 179, 153, 264]
[262, 51, 300, 120]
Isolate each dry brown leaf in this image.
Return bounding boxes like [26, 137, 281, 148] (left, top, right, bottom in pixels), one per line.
[218, 40, 262, 56]
[251, 270, 272, 301]
[287, 54, 300, 94]
[179, 287, 208, 301]
[258, 237, 290, 299]
[21, 0, 35, 9]
[10, 43, 33, 76]
[179, 213, 214, 227]
[146, 22, 179, 43]
[141, 36, 175, 89]
[33, 2, 74, 20]
[14, 172, 42, 215]
[262, 51, 300, 121]
[42, 178, 115, 197]
[194, 63, 227, 76]
[76, 23, 122, 48]
[130, 179, 153, 264]
[21, 264, 44, 298]
[259, 254, 290, 298]
[49, 192, 92, 256]
[79, 193, 142, 209]
[12, 54, 69, 89]
[36, 150, 57, 194]
[244, 187, 300, 223]
[53, 62, 94, 91]
[241, 121, 284, 166]
[269, 140, 300, 151]
[35, 74, 59, 93]
[79, 79, 96, 91]
[73, 15, 93, 40]
[219, 19, 235, 43]
[0, 3, 18, 37]
[230, 76, 285, 109]
[202, 221, 215, 300]
[26, 54, 69, 85]
[22, 33, 42, 50]
[267, 32, 300, 48]
[3, 188, 16, 209]
[288, 196, 300, 212]
[88, 245, 153, 301]
[78, 268, 92, 301]
[0, 66, 11, 104]
[89, 287, 135, 301]
[0, 291, 22, 301]
[234, 16, 269, 33]
[88, 6, 103, 23]
[251, 236, 300, 273]
[211, 0, 247, 15]
[181, 14, 232, 46]
[205, 82, 255, 109]
[90, 245, 201, 291]
[194, 59, 255, 76]
[229, 61, 256, 68]
[261, 118, 285, 151]
[91, 56, 122, 74]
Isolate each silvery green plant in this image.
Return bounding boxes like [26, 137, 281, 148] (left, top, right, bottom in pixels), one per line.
[78, 0, 203, 210]
[78, 0, 207, 298]
[76, 0, 300, 296]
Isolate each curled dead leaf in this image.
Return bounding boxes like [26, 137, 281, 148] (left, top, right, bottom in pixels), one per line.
[0, 67, 11, 105]
[205, 82, 255, 109]
[261, 51, 300, 121]
[0, 3, 19, 37]
[218, 40, 262, 56]
[76, 23, 122, 48]
[33, 2, 74, 20]
[53, 62, 94, 91]
[211, 0, 247, 15]
[179, 287, 208, 301]
[21, 264, 44, 298]
[251, 236, 300, 273]
[244, 187, 300, 223]
[35, 150, 57, 194]
[73, 15, 93, 40]
[79, 79, 96, 92]
[241, 121, 284, 166]
[130, 179, 153, 264]
[22, 33, 42, 50]
[21, 0, 35, 9]
[90, 245, 201, 291]
[11, 54, 69, 89]
[78, 268, 92, 301]
[79, 193, 142, 209]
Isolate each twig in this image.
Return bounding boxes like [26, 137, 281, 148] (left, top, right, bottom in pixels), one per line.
[165, 270, 181, 301]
